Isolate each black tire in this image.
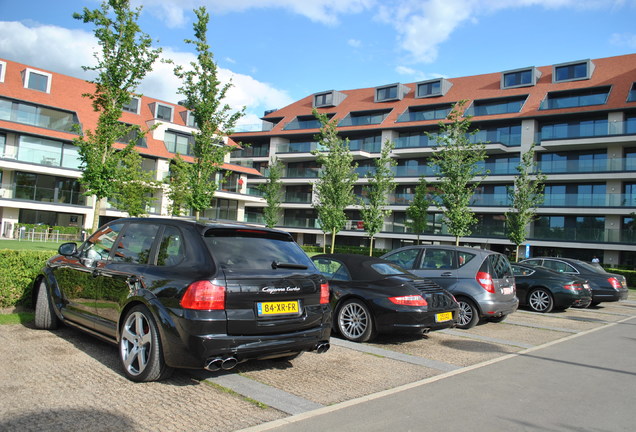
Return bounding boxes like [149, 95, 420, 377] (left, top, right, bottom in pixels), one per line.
[119, 305, 173, 382]
[489, 314, 508, 323]
[528, 288, 554, 313]
[589, 301, 601, 308]
[336, 299, 376, 342]
[34, 280, 59, 330]
[456, 297, 479, 329]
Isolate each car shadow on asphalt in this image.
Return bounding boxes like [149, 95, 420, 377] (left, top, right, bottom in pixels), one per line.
[368, 332, 511, 354]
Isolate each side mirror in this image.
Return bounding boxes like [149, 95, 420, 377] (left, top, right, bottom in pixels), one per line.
[58, 242, 78, 256]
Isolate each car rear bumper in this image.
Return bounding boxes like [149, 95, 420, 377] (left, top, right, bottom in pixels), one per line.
[592, 288, 629, 303]
[161, 308, 332, 369]
[375, 308, 459, 334]
[478, 296, 519, 318]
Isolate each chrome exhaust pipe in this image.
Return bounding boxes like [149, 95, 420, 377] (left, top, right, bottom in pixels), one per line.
[221, 357, 238, 370]
[315, 342, 330, 354]
[422, 328, 430, 336]
[204, 358, 223, 372]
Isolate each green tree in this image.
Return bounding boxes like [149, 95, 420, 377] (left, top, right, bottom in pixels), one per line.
[259, 158, 284, 228]
[168, 7, 245, 220]
[506, 144, 546, 261]
[360, 140, 396, 255]
[110, 146, 158, 217]
[73, 0, 161, 231]
[164, 155, 191, 216]
[312, 109, 358, 253]
[406, 178, 434, 245]
[429, 100, 487, 245]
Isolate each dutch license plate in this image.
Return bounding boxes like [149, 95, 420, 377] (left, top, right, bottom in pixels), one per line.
[435, 311, 453, 322]
[257, 300, 300, 316]
[502, 286, 514, 295]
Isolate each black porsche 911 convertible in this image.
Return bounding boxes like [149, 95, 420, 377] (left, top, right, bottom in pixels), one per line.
[311, 253, 459, 342]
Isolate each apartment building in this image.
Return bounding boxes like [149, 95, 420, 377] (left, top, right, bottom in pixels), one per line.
[0, 58, 262, 237]
[230, 54, 636, 266]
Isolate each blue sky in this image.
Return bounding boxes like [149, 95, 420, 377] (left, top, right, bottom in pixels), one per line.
[1, 0, 635, 126]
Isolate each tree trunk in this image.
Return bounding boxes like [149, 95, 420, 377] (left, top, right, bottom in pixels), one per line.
[369, 236, 374, 256]
[322, 232, 326, 254]
[455, 236, 460, 246]
[330, 231, 336, 254]
[91, 197, 102, 232]
[515, 244, 520, 262]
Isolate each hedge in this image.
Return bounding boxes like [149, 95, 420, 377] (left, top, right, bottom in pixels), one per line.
[0, 250, 55, 308]
[302, 245, 388, 257]
[606, 268, 636, 289]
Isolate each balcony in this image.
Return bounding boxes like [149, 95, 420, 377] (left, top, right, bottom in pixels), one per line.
[284, 191, 312, 203]
[538, 119, 636, 143]
[284, 167, 321, 178]
[537, 157, 635, 174]
[7, 184, 87, 206]
[282, 216, 320, 229]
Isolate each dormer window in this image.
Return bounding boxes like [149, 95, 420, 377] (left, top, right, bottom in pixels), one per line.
[628, 83, 636, 103]
[23, 68, 52, 93]
[416, 78, 452, 98]
[338, 109, 391, 127]
[153, 103, 173, 122]
[375, 83, 408, 102]
[501, 67, 541, 89]
[0, 61, 6, 83]
[313, 90, 346, 108]
[466, 95, 528, 116]
[553, 59, 594, 83]
[122, 96, 140, 114]
[540, 86, 610, 110]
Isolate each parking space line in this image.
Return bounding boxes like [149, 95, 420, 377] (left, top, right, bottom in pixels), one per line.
[440, 329, 534, 349]
[206, 374, 324, 415]
[504, 319, 578, 333]
[515, 310, 611, 324]
[331, 338, 460, 372]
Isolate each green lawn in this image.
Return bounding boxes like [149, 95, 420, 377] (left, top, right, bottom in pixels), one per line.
[0, 312, 34, 325]
[0, 240, 70, 251]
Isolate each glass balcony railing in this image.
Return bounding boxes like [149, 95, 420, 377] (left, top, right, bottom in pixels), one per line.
[243, 212, 265, 224]
[9, 184, 87, 206]
[538, 119, 636, 142]
[393, 165, 438, 177]
[537, 157, 636, 174]
[284, 191, 312, 203]
[284, 167, 321, 178]
[231, 146, 269, 158]
[245, 187, 264, 197]
[282, 216, 320, 229]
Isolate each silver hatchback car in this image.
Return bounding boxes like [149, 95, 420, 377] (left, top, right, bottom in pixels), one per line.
[381, 245, 518, 328]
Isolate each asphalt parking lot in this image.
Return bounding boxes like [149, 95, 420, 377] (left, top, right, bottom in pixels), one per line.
[1, 294, 635, 432]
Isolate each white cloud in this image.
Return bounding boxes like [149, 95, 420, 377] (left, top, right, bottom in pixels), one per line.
[348, 38, 362, 48]
[140, 0, 376, 27]
[0, 21, 292, 123]
[376, 0, 628, 64]
[610, 32, 636, 48]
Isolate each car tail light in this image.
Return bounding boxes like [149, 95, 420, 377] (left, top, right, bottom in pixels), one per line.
[564, 283, 583, 291]
[608, 277, 622, 290]
[476, 271, 495, 293]
[388, 295, 428, 306]
[180, 280, 226, 310]
[320, 282, 330, 304]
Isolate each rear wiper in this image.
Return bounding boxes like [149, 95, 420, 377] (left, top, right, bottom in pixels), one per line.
[272, 261, 308, 270]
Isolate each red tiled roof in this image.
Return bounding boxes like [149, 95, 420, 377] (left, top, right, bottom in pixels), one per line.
[0, 58, 258, 176]
[238, 53, 636, 137]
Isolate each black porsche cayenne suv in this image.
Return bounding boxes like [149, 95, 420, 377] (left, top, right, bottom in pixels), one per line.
[33, 218, 332, 382]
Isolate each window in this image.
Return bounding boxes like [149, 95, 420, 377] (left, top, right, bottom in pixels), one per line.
[313, 90, 345, 108]
[469, 123, 522, 146]
[501, 67, 540, 89]
[186, 111, 196, 128]
[338, 110, 390, 127]
[122, 97, 140, 114]
[313, 258, 351, 281]
[0, 97, 79, 133]
[113, 223, 159, 264]
[397, 104, 453, 122]
[80, 223, 125, 262]
[415, 78, 451, 98]
[420, 249, 455, 270]
[468, 96, 527, 116]
[0, 133, 5, 157]
[375, 83, 408, 102]
[553, 59, 594, 83]
[283, 114, 332, 130]
[315, 92, 332, 107]
[23, 68, 52, 93]
[0, 60, 5, 83]
[540, 87, 610, 110]
[117, 124, 147, 147]
[164, 130, 193, 156]
[14, 171, 84, 205]
[628, 83, 636, 103]
[157, 226, 185, 267]
[540, 117, 608, 140]
[382, 248, 420, 270]
[155, 103, 173, 121]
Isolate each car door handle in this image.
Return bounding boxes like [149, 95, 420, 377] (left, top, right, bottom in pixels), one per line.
[440, 272, 453, 277]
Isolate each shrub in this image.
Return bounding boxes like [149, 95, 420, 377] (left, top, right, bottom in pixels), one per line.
[605, 268, 636, 289]
[302, 245, 388, 257]
[0, 250, 55, 308]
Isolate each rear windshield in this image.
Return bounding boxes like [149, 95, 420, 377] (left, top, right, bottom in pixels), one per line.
[371, 263, 409, 276]
[204, 228, 313, 270]
[487, 253, 514, 278]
